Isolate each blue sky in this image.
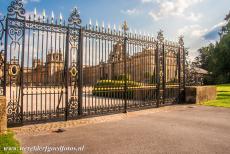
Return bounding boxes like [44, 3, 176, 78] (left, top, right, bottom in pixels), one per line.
[0, 0, 230, 60]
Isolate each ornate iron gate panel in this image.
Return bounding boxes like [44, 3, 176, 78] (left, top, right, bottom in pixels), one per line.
[126, 30, 157, 109]
[66, 8, 82, 119]
[0, 0, 186, 126]
[81, 22, 125, 115]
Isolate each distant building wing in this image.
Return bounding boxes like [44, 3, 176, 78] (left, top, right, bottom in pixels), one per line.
[194, 67, 208, 75]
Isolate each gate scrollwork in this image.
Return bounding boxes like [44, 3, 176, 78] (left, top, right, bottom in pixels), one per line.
[6, 0, 25, 124]
[7, 0, 25, 19]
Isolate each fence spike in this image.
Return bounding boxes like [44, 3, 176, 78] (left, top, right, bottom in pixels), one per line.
[113, 24, 116, 31]
[89, 18, 92, 26]
[60, 13, 63, 21]
[51, 11, 54, 19]
[96, 20, 98, 27]
[108, 23, 111, 32]
[102, 21, 105, 29]
[34, 8, 37, 16]
[119, 25, 121, 32]
[42, 9, 46, 17]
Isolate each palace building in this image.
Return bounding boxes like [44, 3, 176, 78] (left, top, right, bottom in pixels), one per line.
[6, 51, 65, 86]
[83, 42, 178, 85]
[6, 42, 178, 86]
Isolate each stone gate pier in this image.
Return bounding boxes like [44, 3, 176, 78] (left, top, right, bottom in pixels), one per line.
[0, 96, 7, 134]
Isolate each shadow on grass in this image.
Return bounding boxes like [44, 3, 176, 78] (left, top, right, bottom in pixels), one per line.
[217, 93, 230, 97]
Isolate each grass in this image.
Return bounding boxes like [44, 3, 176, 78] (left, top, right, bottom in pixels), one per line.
[0, 131, 22, 154]
[203, 84, 230, 108]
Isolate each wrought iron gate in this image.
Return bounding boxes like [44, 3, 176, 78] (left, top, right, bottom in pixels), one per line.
[0, 0, 186, 126]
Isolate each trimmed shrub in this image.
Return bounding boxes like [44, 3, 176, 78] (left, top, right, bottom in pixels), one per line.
[92, 80, 142, 99]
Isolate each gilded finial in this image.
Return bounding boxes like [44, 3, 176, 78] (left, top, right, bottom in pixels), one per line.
[122, 20, 129, 33]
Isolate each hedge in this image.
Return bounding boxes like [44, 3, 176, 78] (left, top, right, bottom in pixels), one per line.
[92, 80, 156, 99]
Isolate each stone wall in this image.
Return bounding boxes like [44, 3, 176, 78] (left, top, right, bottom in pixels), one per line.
[0, 96, 7, 134]
[185, 86, 217, 104]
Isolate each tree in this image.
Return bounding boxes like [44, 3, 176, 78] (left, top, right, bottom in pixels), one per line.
[224, 11, 230, 21]
[193, 44, 215, 71]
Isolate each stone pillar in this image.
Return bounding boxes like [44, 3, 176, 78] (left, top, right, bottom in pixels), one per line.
[185, 86, 217, 104]
[0, 96, 7, 134]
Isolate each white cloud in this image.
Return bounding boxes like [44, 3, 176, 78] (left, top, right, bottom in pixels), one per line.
[177, 21, 227, 60]
[177, 25, 208, 38]
[203, 20, 227, 41]
[121, 9, 140, 16]
[211, 20, 227, 29]
[141, 0, 154, 3]
[22, 0, 40, 4]
[22, 0, 28, 4]
[187, 12, 203, 21]
[149, 0, 203, 21]
[177, 24, 208, 60]
[179, 21, 227, 42]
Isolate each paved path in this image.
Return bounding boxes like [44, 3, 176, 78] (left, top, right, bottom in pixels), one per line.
[13, 105, 230, 154]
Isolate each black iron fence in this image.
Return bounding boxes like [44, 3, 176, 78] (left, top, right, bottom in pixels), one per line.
[0, 0, 186, 126]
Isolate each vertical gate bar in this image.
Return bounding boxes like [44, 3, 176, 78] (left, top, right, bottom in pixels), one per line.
[36, 21, 39, 119]
[26, 21, 30, 116]
[78, 28, 83, 116]
[156, 42, 160, 108]
[84, 33, 87, 113]
[104, 35, 107, 110]
[178, 45, 181, 103]
[183, 45, 186, 101]
[65, 27, 70, 121]
[123, 35, 128, 113]
[20, 19, 26, 123]
[3, 17, 8, 96]
[162, 43, 166, 104]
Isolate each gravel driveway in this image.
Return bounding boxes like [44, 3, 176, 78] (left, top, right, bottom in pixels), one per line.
[14, 105, 230, 154]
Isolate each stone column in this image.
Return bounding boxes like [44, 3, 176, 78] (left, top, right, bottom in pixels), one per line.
[0, 96, 7, 134]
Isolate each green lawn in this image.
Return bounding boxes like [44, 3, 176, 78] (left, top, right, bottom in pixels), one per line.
[0, 131, 22, 154]
[203, 84, 230, 108]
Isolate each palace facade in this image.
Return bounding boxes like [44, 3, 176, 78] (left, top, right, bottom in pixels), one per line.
[5, 42, 178, 86]
[83, 42, 178, 85]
